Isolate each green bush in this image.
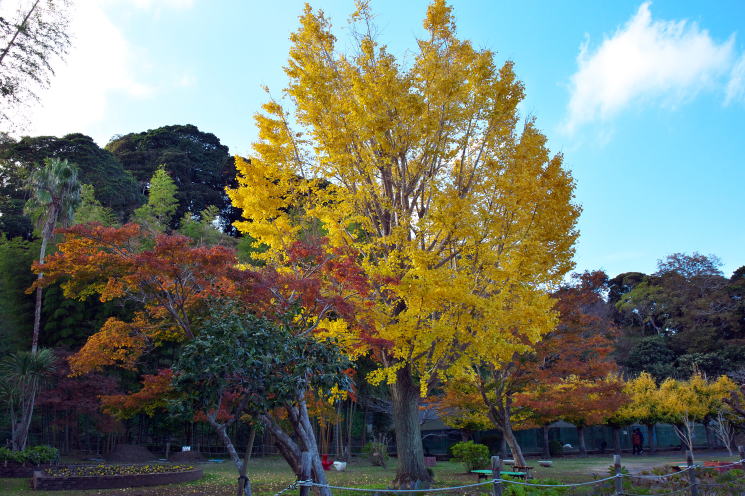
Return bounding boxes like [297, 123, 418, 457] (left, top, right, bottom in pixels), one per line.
[0, 445, 59, 465]
[449, 440, 489, 472]
[502, 476, 567, 495]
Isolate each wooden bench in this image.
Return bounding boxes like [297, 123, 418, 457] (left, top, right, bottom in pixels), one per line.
[512, 465, 534, 479]
[471, 469, 527, 480]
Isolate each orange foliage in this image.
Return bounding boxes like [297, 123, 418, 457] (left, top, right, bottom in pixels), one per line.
[100, 369, 176, 419]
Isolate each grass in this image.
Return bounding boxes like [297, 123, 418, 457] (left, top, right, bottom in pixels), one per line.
[1, 451, 741, 495]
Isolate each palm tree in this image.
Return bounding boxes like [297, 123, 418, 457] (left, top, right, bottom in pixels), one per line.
[0, 349, 56, 450]
[24, 157, 80, 353]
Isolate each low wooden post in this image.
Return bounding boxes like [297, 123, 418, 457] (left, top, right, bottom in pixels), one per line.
[613, 454, 623, 496]
[491, 456, 503, 496]
[299, 452, 312, 496]
[687, 451, 699, 496]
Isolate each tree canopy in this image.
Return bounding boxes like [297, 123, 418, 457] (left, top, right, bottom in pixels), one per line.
[106, 124, 238, 231]
[0, 134, 142, 237]
[228, 0, 579, 484]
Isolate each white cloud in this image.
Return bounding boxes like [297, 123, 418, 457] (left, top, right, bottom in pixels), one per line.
[27, 0, 153, 140]
[725, 54, 745, 105]
[564, 2, 738, 133]
[26, 0, 195, 142]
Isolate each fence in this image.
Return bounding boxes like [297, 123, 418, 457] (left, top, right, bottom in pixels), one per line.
[281, 447, 745, 496]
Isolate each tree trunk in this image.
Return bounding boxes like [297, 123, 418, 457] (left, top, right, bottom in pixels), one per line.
[646, 424, 656, 453]
[577, 425, 588, 457]
[0, 0, 41, 66]
[245, 426, 256, 462]
[31, 218, 53, 354]
[501, 420, 527, 467]
[209, 418, 253, 496]
[389, 365, 432, 488]
[345, 400, 355, 461]
[237, 429, 255, 496]
[612, 426, 622, 455]
[296, 396, 332, 496]
[261, 414, 301, 474]
[542, 426, 550, 458]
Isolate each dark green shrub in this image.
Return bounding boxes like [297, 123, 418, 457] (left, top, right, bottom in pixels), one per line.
[502, 476, 567, 495]
[0, 445, 59, 465]
[450, 440, 489, 472]
[24, 445, 59, 464]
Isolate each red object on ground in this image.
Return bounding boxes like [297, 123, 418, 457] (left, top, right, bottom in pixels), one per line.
[321, 454, 333, 471]
[704, 461, 734, 473]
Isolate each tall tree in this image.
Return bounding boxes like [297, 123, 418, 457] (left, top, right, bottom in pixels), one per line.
[227, 1, 579, 485]
[24, 157, 80, 353]
[0, 134, 142, 234]
[612, 254, 745, 378]
[0, 0, 71, 129]
[514, 271, 621, 457]
[106, 124, 239, 231]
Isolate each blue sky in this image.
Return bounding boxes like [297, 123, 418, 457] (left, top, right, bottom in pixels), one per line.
[25, 0, 745, 278]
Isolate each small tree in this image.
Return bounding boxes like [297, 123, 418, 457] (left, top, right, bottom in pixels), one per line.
[712, 409, 735, 456]
[131, 165, 178, 232]
[0, 348, 55, 450]
[172, 304, 351, 496]
[656, 373, 737, 460]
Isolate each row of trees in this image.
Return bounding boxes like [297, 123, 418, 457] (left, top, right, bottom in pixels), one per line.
[2, 2, 745, 496]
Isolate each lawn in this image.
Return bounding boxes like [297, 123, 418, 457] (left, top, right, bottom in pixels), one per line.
[1, 451, 741, 495]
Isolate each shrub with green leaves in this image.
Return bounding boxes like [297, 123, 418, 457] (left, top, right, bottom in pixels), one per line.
[450, 440, 489, 472]
[0, 445, 59, 464]
[502, 476, 567, 495]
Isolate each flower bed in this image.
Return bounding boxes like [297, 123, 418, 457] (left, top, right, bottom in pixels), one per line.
[32, 463, 203, 491]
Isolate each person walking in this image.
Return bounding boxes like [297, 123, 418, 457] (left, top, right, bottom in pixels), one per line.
[632, 429, 643, 455]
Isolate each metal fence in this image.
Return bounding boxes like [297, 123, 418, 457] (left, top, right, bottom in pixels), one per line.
[281, 450, 745, 496]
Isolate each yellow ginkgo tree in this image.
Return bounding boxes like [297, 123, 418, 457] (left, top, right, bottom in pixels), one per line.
[613, 372, 738, 458]
[616, 372, 665, 453]
[228, 0, 579, 485]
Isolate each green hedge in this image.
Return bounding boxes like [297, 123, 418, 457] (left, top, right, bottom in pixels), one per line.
[0, 445, 59, 464]
[450, 440, 490, 472]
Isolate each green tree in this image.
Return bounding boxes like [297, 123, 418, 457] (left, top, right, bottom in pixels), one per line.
[173, 305, 350, 496]
[0, 134, 142, 232]
[132, 165, 178, 232]
[0, 235, 38, 355]
[73, 184, 117, 226]
[177, 205, 232, 246]
[611, 254, 745, 378]
[0, 348, 56, 450]
[24, 157, 80, 353]
[106, 124, 239, 231]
